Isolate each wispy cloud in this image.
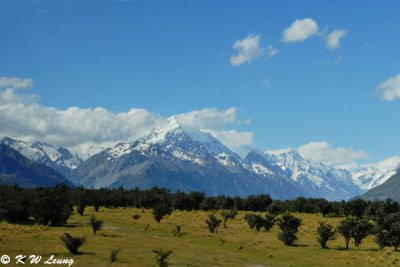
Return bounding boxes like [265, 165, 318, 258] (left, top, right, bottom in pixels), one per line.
[282, 18, 319, 42]
[266, 45, 279, 58]
[0, 76, 33, 89]
[326, 29, 347, 50]
[377, 74, 400, 101]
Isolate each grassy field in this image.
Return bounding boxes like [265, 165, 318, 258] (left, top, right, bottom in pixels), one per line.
[1, 207, 400, 266]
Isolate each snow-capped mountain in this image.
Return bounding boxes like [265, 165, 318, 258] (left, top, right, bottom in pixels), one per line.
[70, 117, 308, 199]
[0, 137, 82, 176]
[352, 156, 400, 190]
[0, 143, 74, 187]
[245, 150, 364, 200]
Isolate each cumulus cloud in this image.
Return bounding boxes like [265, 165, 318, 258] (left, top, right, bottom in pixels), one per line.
[282, 18, 319, 42]
[267, 141, 368, 168]
[230, 34, 263, 66]
[297, 141, 368, 166]
[377, 74, 400, 101]
[326, 29, 347, 49]
[0, 88, 252, 158]
[0, 76, 33, 89]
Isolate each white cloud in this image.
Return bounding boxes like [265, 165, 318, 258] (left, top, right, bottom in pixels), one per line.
[0, 76, 33, 89]
[266, 45, 279, 58]
[377, 74, 400, 101]
[297, 141, 368, 166]
[230, 34, 263, 66]
[266, 148, 293, 155]
[267, 141, 368, 168]
[174, 107, 237, 130]
[326, 29, 347, 49]
[202, 129, 253, 156]
[0, 89, 252, 158]
[282, 18, 319, 42]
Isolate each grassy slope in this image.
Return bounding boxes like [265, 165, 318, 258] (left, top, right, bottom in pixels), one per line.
[1, 208, 400, 267]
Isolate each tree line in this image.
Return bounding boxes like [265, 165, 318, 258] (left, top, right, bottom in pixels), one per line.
[1, 184, 400, 225]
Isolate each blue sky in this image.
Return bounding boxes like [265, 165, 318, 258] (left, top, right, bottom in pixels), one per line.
[1, 0, 399, 166]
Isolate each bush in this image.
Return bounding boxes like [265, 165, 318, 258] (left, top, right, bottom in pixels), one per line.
[132, 213, 140, 220]
[152, 203, 172, 223]
[263, 214, 276, 231]
[206, 213, 222, 234]
[60, 233, 86, 255]
[89, 215, 103, 235]
[172, 225, 182, 237]
[153, 249, 172, 267]
[221, 209, 238, 228]
[110, 249, 121, 263]
[317, 222, 336, 248]
[276, 213, 301, 246]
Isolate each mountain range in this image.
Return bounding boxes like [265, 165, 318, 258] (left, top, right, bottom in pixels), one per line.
[0, 118, 398, 200]
[0, 143, 74, 187]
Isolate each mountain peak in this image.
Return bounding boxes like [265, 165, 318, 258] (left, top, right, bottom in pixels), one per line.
[144, 116, 184, 144]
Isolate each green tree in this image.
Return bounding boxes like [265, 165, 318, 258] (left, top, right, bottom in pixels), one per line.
[276, 213, 301, 246]
[317, 222, 336, 248]
[337, 217, 355, 249]
[152, 203, 172, 223]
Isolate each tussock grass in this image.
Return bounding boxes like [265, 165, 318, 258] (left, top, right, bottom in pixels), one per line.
[0, 208, 399, 266]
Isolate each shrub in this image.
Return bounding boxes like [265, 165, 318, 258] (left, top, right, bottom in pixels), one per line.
[263, 214, 276, 231]
[153, 249, 172, 267]
[317, 222, 336, 248]
[89, 215, 103, 235]
[110, 249, 121, 263]
[206, 213, 222, 234]
[172, 225, 182, 237]
[221, 209, 238, 228]
[132, 213, 140, 220]
[276, 213, 301, 246]
[152, 203, 172, 223]
[60, 233, 86, 255]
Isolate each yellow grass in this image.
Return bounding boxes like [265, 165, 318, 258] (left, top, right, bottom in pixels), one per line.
[1, 208, 400, 266]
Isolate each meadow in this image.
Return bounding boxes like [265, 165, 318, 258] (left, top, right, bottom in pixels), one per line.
[1, 207, 400, 267]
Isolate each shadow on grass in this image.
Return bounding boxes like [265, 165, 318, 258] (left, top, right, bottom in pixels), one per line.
[100, 233, 119, 238]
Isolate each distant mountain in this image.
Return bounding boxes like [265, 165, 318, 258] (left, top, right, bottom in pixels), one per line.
[361, 171, 400, 201]
[70, 117, 308, 199]
[0, 143, 74, 187]
[0, 137, 82, 176]
[351, 157, 400, 190]
[245, 150, 363, 201]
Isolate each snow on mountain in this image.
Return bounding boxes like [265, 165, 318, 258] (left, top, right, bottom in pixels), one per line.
[244, 150, 363, 200]
[0, 136, 82, 176]
[71, 117, 308, 199]
[352, 156, 400, 190]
